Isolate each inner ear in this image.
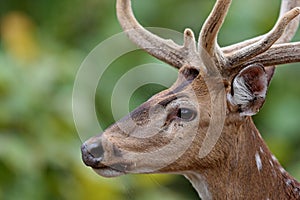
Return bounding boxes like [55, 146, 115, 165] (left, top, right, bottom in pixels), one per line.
[228, 64, 269, 116]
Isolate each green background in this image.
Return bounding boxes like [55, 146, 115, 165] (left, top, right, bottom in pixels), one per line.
[0, 0, 299, 199]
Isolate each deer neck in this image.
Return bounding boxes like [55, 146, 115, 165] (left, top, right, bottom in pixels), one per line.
[184, 117, 300, 200]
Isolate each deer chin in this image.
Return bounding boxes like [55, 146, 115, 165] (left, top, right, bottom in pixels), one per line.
[93, 166, 126, 178]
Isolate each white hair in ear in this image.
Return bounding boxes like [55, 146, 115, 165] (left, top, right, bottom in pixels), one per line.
[228, 65, 268, 116]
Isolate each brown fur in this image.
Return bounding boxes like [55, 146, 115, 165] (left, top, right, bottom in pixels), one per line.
[81, 0, 300, 199]
[83, 69, 300, 199]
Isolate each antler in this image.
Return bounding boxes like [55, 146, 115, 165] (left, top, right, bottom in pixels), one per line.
[223, 0, 300, 53]
[199, 0, 231, 58]
[227, 7, 300, 67]
[275, 0, 300, 43]
[117, 0, 300, 75]
[116, 0, 198, 69]
[243, 42, 300, 67]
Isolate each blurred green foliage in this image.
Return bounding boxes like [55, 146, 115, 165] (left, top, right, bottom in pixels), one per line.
[0, 0, 299, 199]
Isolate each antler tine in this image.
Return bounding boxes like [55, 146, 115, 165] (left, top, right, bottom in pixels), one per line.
[243, 42, 300, 67]
[199, 0, 231, 59]
[116, 0, 198, 69]
[277, 0, 300, 43]
[244, 0, 300, 68]
[226, 7, 300, 67]
[223, 0, 300, 54]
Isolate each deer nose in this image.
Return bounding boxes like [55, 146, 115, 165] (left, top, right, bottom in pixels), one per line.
[81, 142, 105, 168]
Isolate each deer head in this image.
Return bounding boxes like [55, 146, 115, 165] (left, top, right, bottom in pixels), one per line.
[81, 0, 300, 199]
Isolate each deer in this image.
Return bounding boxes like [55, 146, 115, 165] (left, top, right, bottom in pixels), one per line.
[81, 0, 300, 199]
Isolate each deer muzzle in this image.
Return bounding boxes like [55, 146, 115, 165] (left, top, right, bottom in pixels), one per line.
[81, 136, 127, 178]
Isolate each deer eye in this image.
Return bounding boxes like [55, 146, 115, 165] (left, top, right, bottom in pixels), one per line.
[176, 108, 196, 121]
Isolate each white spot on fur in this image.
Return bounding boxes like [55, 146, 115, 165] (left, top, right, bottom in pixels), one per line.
[251, 131, 256, 139]
[286, 179, 292, 186]
[271, 155, 278, 162]
[269, 160, 274, 167]
[255, 152, 262, 171]
[279, 167, 286, 174]
[260, 147, 264, 154]
[258, 133, 262, 139]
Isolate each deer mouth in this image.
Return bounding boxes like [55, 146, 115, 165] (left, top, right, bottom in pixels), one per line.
[84, 157, 128, 178]
[93, 163, 130, 178]
[81, 143, 128, 177]
[92, 166, 126, 178]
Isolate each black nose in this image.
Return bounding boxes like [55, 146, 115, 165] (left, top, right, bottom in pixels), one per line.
[81, 142, 105, 168]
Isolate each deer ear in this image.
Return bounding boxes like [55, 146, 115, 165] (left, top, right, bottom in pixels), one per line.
[228, 64, 269, 116]
[264, 66, 275, 86]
